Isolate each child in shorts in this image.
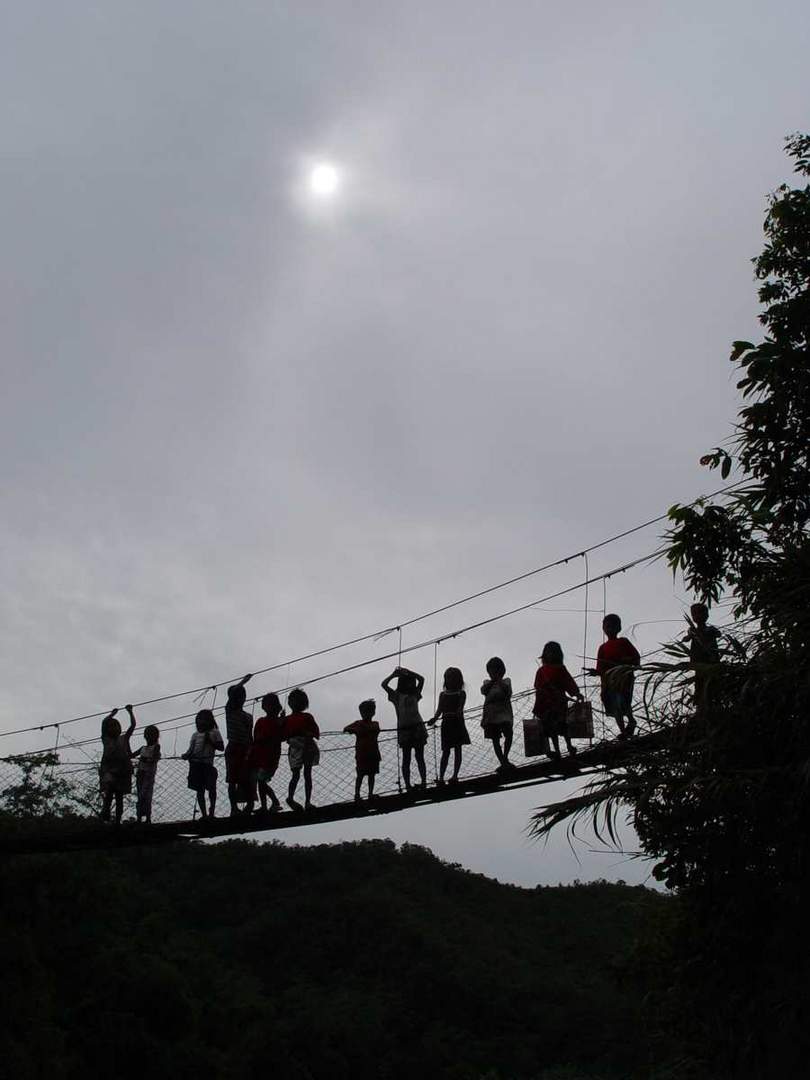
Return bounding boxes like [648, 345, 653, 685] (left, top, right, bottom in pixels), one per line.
[182, 709, 224, 819]
[284, 688, 320, 811]
[344, 699, 381, 802]
[381, 666, 428, 792]
[249, 692, 285, 814]
[588, 614, 641, 738]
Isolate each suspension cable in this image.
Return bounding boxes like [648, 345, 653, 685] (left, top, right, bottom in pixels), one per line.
[0, 485, 737, 741]
[15, 553, 659, 757]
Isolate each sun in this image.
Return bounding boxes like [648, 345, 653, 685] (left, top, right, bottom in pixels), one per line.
[308, 162, 340, 197]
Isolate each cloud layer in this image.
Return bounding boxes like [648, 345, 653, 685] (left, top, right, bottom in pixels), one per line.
[3, 1, 808, 883]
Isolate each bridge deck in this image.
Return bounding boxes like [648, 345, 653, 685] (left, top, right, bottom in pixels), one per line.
[0, 732, 659, 856]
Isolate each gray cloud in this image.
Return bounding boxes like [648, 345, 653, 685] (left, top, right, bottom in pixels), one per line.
[2, 0, 808, 884]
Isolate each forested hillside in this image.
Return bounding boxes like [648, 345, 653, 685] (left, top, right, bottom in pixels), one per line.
[1, 839, 666, 1080]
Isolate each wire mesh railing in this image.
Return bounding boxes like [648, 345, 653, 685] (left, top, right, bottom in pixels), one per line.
[0, 684, 625, 828]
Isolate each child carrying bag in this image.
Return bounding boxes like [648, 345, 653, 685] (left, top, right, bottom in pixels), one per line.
[567, 700, 594, 739]
[522, 715, 550, 757]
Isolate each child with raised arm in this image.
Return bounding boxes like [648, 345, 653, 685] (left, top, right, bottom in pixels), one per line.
[249, 692, 285, 814]
[588, 614, 641, 739]
[224, 673, 255, 817]
[99, 705, 136, 824]
[381, 666, 428, 792]
[284, 688, 320, 811]
[533, 643, 583, 760]
[344, 699, 381, 803]
[430, 667, 470, 785]
[182, 709, 224, 819]
[480, 657, 514, 772]
[133, 724, 161, 824]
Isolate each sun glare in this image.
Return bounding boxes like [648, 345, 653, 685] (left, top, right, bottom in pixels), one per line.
[309, 162, 340, 197]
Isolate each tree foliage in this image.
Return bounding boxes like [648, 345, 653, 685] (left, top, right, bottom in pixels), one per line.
[0, 839, 665, 1080]
[667, 131, 810, 619]
[0, 752, 93, 820]
[532, 133, 810, 1078]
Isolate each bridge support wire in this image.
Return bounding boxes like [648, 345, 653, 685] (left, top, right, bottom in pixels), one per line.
[0, 726, 661, 856]
[1, 671, 665, 852]
[601, 577, 608, 743]
[431, 641, 439, 783]
[395, 627, 403, 794]
[581, 552, 592, 748]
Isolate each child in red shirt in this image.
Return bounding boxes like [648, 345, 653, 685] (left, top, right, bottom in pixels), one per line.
[284, 688, 320, 811]
[343, 699, 381, 803]
[533, 642, 583, 759]
[249, 692, 285, 814]
[588, 614, 640, 738]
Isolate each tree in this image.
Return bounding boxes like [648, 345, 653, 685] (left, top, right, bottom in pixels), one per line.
[668, 131, 810, 621]
[531, 133, 810, 1078]
[0, 752, 94, 820]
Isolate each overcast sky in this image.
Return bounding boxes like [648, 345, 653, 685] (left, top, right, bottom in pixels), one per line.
[2, 1, 808, 886]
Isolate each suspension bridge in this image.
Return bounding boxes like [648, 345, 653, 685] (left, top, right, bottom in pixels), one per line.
[0, 687, 665, 855]
[0, 489, 729, 856]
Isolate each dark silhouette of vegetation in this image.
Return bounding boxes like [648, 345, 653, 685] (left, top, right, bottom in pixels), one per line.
[0, 752, 93, 822]
[532, 132, 810, 1078]
[0, 839, 666, 1080]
